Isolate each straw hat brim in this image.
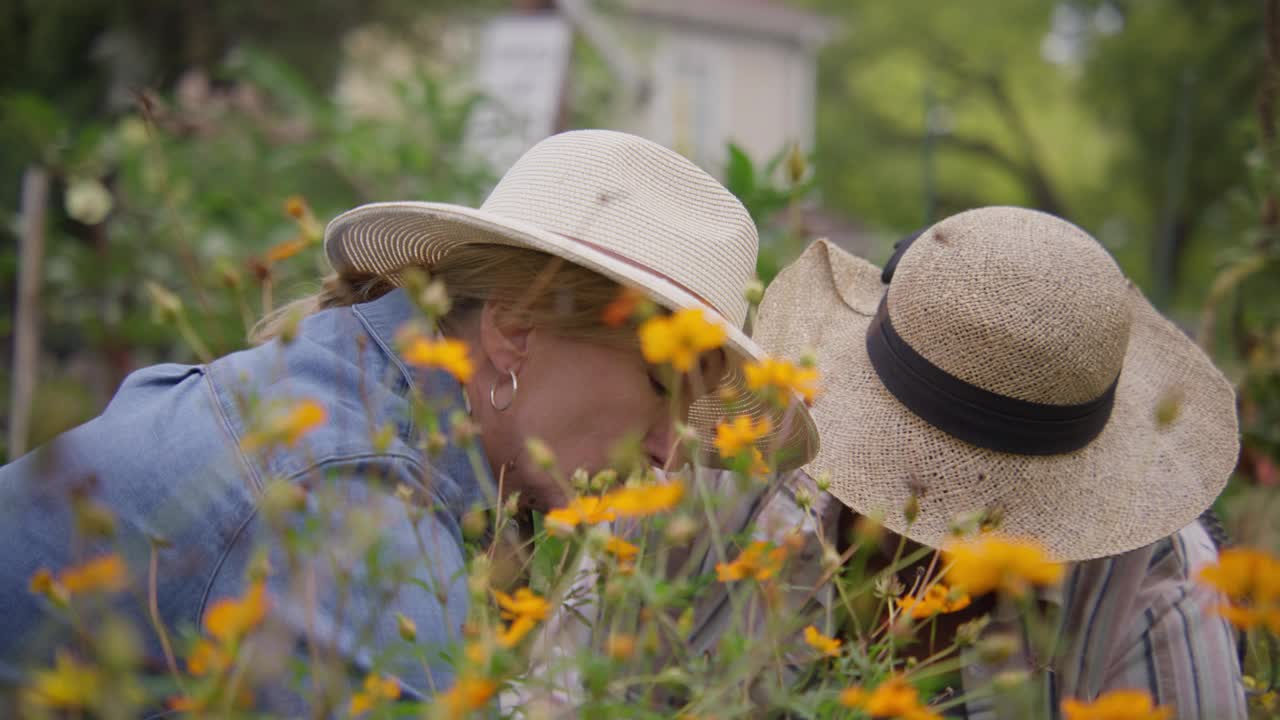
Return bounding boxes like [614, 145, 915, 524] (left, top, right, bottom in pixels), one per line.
[755, 239, 1239, 561]
[326, 202, 819, 471]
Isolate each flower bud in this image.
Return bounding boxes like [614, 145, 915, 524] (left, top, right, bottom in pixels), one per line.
[903, 494, 920, 525]
[461, 507, 488, 541]
[744, 278, 765, 306]
[145, 281, 183, 324]
[786, 143, 808, 185]
[396, 613, 417, 642]
[526, 438, 555, 472]
[419, 280, 452, 319]
[571, 468, 591, 492]
[977, 633, 1020, 665]
[503, 492, 521, 518]
[423, 430, 448, 458]
[794, 488, 813, 509]
[664, 515, 699, 545]
[814, 472, 831, 492]
[590, 469, 618, 492]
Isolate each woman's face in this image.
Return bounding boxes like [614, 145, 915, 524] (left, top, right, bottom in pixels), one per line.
[468, 303, 723, 512]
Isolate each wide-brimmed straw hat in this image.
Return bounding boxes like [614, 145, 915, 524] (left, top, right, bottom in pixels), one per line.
[325, 129, 818, 470]
[754, 207, 1239, 561]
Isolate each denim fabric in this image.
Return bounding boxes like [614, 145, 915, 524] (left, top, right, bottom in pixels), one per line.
[0, 289, 490, 711]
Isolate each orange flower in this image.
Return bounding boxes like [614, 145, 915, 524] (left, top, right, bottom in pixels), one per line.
[606, 633, 637, 660]
[603, 535, 639, 564]
[840, 674, 940, 720]
[493, 588, 550, 648]
[263, 237, 308, 264]
[436, 677, 497, 718]
[748, 447, 771, 479]
[167, 695, 204, 712]
[639, 308, 726, 373]
[1197, 547, 1280, 631]
[602, 287, 650, 327]
[606, 480, 684, 518]
[944, 535, 1063, 598]
[56, 554, 127, 595]
[284, 195, 307, 219]
[349, 674, 401, 715]
[241, 400, 327, 452]
[545, 496, 617, 534]
[186, 639, 229, 676]
[715, 541, 787, 582]
[1061, 689, 1172, 720]
[401, 336, 475, 384]
[714, 416, 772, 459]
[743, 357, 819, 406]
[204, 581, 269, 644]
[803, 625, 842, 657]
[897, 583, 973, 619]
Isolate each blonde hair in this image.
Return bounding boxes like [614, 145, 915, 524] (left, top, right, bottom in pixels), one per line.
[251, 244, 636, 348]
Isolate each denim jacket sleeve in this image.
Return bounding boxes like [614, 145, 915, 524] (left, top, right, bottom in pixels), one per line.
[203, 452, 470, 712]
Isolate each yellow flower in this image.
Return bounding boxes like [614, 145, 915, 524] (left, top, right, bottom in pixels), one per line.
[1197, 547, 1280, 631]
[436, 677, 497, 718]
[402, 337, 475, 384]
[493, 588, 550, 648]
[545, 495, 617, 533]
[715, 541, 787, 583]
[748, 447, 771, 479]
[743, 357, 819, 406]
[241, 399, 327, 452]
[714, 416, 772, 459]
[897, 583, 973, 620]
[639, 308, 726, 373]
[24, 651, 101, 709]
[204, 581, 269, 644]
[29, 568, 69, 605]
[603, 535, 639, 563]
[606, 480, 685, 517]
[263, 237, 308, 264]
[1061, 689, 1172, 720]
[58, 554, 128, 595]
[803, 625, 842, 657]
[350, 674, 401, 715]
[943, 535, 1064, 598]
[839, 674, 940, 720]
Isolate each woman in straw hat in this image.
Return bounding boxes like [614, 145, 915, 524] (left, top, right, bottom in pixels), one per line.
[688, 207, 1245, 718]
[0, 129, 818, 710]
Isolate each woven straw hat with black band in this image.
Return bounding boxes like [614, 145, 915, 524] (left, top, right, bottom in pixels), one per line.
[325, 129, 819, 471]
[754, 207, 1238, 562]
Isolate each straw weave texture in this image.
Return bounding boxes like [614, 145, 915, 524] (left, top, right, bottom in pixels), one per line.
[756, 208, 1238, 561]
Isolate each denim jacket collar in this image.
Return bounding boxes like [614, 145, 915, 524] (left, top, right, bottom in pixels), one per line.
[352, 289, 495, 517]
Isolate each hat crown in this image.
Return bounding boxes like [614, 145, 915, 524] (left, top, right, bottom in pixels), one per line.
[888, 207, 1132, 406]
[481, 130, 758, 326]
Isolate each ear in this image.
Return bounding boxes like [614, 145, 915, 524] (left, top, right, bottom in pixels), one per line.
[477, 302, 533, 375]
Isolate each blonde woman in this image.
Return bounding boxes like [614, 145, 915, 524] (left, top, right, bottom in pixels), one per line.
[0, 130, 817, 710]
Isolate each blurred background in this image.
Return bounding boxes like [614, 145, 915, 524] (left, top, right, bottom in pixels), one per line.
[0, 0, 1275, 544]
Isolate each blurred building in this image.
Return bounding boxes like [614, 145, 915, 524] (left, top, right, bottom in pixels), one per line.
[464, 0, 831, 178]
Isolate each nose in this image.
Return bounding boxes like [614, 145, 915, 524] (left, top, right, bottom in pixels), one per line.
[643, 416, 679, 470]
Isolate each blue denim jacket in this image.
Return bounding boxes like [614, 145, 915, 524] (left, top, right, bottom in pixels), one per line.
[0, 289, 490, 711]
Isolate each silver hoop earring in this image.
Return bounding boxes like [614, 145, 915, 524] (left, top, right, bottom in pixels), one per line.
[489, 369, 518, 412]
